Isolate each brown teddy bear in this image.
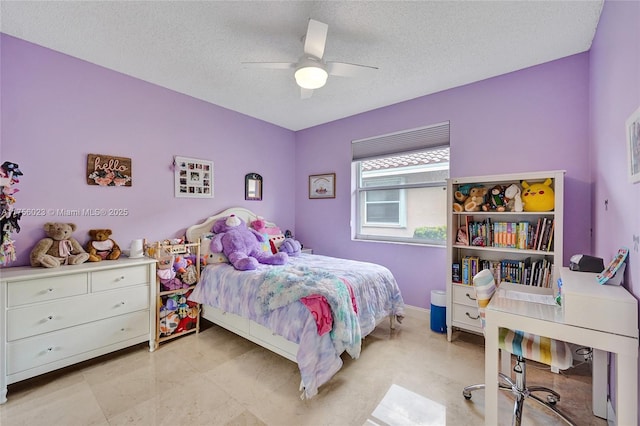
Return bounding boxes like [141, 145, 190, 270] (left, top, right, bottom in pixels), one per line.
[30, 222, 90, 268]
[463, 186, 488, 212]
[86, 229, 121, 262]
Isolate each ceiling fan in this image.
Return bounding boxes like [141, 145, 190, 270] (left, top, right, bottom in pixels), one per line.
[242, 18, 378, 99]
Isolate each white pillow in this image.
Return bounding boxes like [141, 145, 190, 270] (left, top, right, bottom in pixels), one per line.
[200, 233, 229, 264]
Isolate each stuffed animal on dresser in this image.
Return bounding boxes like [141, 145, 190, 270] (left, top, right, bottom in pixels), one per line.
[86, 228, 121, 262]
[30, 222, 90, 268]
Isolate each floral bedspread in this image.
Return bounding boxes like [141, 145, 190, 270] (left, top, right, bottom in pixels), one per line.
[188, 254, 405, 398]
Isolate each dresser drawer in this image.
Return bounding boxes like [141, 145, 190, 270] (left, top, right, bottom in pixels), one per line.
[452, 303, 481, 328]
[7, 286, 149, 341]
[91, 265, 149, 291]
[452, 284, 477, 307]
[7, 274, 88, 307]
[6, 310, 150, 375]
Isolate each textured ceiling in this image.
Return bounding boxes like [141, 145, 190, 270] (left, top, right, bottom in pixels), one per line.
[1, 1, 603, 131]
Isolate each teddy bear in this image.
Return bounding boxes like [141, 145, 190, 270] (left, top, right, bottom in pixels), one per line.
[86, 229, 121, 262]
[211, 214, 288, 271]
[30, 222, 90, 268]
[463, 186, 488, 212]
[452, 184, 476, 212]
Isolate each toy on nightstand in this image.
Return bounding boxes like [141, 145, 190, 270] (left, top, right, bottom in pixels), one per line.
[522, 178, 555, 211]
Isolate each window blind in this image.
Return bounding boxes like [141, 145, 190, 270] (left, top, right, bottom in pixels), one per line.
[351, 121, 450, 162]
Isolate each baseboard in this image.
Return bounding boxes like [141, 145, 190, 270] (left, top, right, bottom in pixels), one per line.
[607, 398, 616, 425]
[404, 304, 428, 320]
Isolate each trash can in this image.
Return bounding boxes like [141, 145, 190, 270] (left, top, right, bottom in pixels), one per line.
[430, 290, 446, 333]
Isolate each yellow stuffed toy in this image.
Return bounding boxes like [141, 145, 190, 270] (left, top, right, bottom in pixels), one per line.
[522, 178, 555, 211]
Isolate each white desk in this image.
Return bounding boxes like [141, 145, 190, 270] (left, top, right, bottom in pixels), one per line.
[484, 269, 638, 425]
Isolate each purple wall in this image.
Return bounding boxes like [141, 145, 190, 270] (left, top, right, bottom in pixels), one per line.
[589, 0, 640, 419]
[295, 54, 591, 309]
[1, 34, 296, 267]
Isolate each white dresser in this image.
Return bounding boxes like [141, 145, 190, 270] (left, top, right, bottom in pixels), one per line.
[0, 257, 156, 404]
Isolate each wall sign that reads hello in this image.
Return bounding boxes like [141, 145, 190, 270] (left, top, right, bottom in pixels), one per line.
[87, 154, 132, 187]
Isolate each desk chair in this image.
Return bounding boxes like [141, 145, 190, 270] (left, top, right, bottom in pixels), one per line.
[463, 269, 575, 425]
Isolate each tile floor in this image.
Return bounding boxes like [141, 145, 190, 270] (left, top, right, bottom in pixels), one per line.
[0, 312, 607, 425]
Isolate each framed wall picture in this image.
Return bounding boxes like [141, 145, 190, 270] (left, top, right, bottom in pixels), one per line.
[626, 106, 640, 184]
[174, 156, 213, 198]
[309, 173, 336, 199]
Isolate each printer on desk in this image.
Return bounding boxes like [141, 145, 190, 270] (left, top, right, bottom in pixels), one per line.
[569, 254, 604, 272]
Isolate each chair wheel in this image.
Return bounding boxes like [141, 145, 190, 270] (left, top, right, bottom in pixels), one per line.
[463, 390, 472, 400]
[546, 395, 558, 405]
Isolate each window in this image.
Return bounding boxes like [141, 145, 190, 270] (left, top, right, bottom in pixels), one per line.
[352, 123, 450, 246]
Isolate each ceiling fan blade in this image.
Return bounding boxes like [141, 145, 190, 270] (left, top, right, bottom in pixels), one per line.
[300, 88, 314, 99]
[242, 62, 296, 70]
[303, 19, 328, 59]
[327, 61, 379, 77]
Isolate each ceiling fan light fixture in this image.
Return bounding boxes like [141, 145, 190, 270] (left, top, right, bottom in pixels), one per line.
[295, 64, 328, 89]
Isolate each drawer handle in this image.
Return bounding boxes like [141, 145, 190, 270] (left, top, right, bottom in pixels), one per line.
[465, 293, 477, 301]
[120, 301, 126, 305]
[121, 328, 126, 332]
[47, 315, 54, 321]
[48, 288, 54, 292]
[47, 347, 53, 352]
[116, 275, 125, 282]
[465, 312, 480, 320]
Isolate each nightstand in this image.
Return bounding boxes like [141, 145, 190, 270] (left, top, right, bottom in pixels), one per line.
[301, 248, 313, 254]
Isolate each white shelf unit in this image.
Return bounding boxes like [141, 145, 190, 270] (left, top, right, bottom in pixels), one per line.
[446, 170, 565, 341]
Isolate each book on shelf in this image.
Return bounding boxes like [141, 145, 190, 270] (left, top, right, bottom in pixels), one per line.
[545, 220, 555, 252]
[465, 215, 473, 246]
[452, 263, 461, 283]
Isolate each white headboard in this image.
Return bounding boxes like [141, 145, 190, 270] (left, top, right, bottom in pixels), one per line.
[185, 207, 277, 243]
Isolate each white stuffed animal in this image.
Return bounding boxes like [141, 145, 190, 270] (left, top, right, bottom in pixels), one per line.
[504, 184, 523, 212]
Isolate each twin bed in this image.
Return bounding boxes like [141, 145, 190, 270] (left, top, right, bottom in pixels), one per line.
[185, 207, 405, 398]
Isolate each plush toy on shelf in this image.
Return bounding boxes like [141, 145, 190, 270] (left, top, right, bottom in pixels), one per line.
[482, 185, 506, 212]
[463, 186, 488, 212]
[86, 228, 121, 262]
[504, 184, 524, 212]
[211, 214, 288, 271]
[522, 178, 555, 212]
[30, 222, 90, 268]
[156, 253, 189, 291]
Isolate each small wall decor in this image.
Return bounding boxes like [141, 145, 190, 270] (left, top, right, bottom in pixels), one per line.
[626, 106, 640, 184]
[309, 173, 336, 199]
[174, 156, 213, 198]
[245, 173, 262, 201]
[0, 161, 23, 266]
[87, 154, 132, 186]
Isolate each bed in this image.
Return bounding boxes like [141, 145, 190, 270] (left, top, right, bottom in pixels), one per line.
[185, 207, 405, 398]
